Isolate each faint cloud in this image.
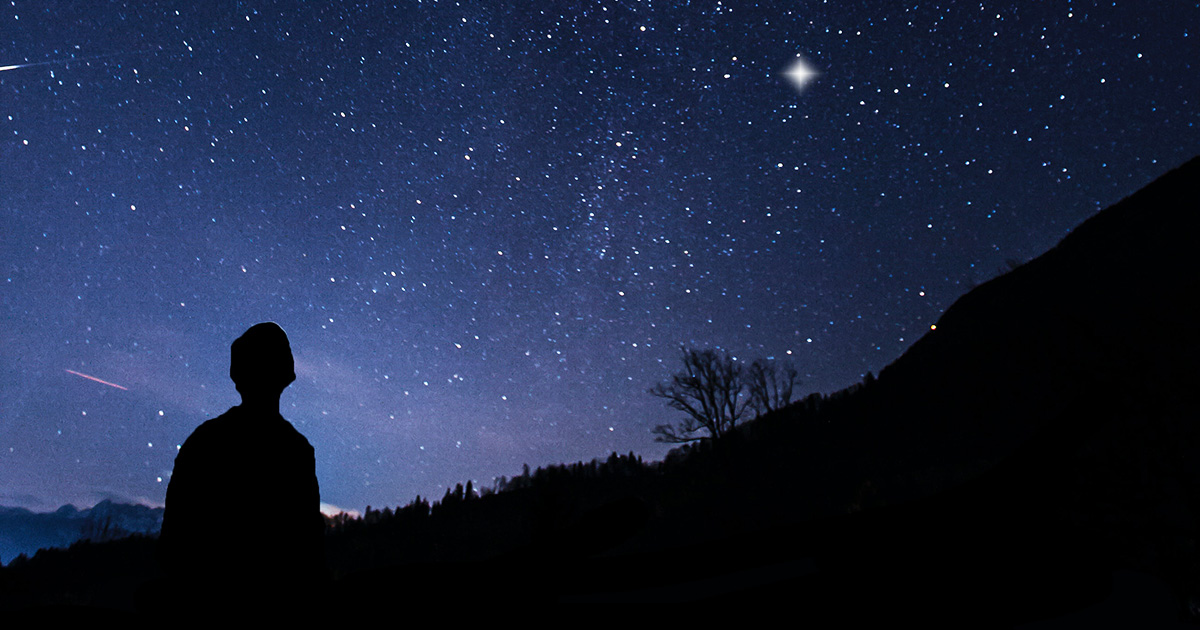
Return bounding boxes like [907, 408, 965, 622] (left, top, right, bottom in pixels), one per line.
[90, 489, 164, 509]
[0, 492, 48, 511]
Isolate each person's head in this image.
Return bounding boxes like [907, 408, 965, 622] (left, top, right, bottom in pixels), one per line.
[229, 322, 296, 400]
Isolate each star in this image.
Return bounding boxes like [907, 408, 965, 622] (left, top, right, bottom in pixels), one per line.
[782, 54, 819, 94]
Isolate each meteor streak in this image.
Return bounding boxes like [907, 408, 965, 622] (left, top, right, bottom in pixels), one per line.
[65, 369, 129, 391]
[0, 48, 164, 73]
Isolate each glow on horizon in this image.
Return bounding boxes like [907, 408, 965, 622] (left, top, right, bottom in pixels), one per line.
[321, 502, 361, 518]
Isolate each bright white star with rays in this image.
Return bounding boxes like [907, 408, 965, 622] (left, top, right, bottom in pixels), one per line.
[782, 54, 819, 94]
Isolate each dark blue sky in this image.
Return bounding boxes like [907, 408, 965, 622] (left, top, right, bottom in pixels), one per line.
[2, 1, 1196, 513]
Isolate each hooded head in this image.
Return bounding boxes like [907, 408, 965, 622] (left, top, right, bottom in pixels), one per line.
[229, 322, 296, 398]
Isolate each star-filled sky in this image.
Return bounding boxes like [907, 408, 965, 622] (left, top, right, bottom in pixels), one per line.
[1, 1, 1197, 514]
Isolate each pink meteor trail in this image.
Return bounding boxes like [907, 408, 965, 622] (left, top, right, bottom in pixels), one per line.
[65, 369, 129, 391]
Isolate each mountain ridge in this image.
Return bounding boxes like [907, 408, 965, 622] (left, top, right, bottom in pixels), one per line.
[0, 500, 163, 566]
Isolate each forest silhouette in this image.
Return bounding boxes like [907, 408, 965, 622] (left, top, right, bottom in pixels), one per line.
[1, 156, 1197, 623]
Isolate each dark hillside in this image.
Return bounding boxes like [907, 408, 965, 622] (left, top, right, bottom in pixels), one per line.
[730, 155, 1200, 622]
[873, 152, 1198, 485]
[740, 155, 1198, 511]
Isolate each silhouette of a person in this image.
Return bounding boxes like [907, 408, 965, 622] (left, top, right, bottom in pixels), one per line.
[158, 322, 325, 612]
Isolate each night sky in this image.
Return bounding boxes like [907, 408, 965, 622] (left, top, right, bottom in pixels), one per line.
[2, 1, 1197, 514]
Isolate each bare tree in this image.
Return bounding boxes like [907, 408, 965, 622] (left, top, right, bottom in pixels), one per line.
[746, 358, 800, 416]
[649, 348, 751, 443]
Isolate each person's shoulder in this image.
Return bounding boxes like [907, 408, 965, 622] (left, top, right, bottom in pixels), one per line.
[277, 417, 315, 452]
[188, 408, 241, 437]
[180, 409, 257, 458]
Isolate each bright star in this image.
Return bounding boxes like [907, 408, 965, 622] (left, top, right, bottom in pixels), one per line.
[782, 55, 819, 94]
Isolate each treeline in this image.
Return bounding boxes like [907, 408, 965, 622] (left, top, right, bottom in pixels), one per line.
[334, 370, 879, 532]
[319, 370, 896, 581]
